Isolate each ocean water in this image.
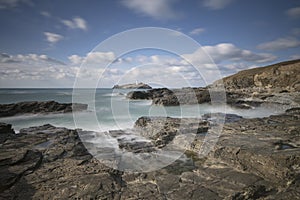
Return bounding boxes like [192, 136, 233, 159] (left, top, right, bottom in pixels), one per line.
[0, 88, 284, 132]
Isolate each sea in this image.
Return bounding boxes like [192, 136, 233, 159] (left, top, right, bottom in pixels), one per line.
[0, 88, 284, 132]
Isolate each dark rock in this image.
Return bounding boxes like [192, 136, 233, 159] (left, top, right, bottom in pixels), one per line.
[126, 90, 151, 99]
[135, 116, 209, 148]
[0, 123, 15, 143]
[231, 185, 269, 200]
[118, 139, 155, 153]
[0, 101, 88, 117]
[127, 87, 212, 106]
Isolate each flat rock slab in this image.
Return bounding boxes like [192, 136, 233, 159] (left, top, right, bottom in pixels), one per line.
[0, 101, 88, 117]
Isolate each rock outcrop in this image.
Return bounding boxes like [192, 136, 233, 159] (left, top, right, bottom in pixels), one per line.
[0, 101, 88, 117]
[126, 60, 300, 109]
[213, 59, 300, 92]
[127, 87, 213, 106]
[113, 82, 152, 89]
[0, 122, 15, 143]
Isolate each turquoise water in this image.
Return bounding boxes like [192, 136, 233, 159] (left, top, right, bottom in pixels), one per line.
[0, 88, 283, 132]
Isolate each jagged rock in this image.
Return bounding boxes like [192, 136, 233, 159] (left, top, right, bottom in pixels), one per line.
[0, 101, 88, 117]
[126, 90, 151, 99]
[127, 87, 211, 106]
[135, 117, 209, 148]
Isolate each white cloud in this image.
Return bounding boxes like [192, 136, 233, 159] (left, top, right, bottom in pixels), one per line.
[69, 52, 116, 66]
[121, 0, 178, 20]
[189, 28, 205, 35]
[0, 0, 33, 9]
[203, 0, 234, 10]
[257, 37, 300, 51]
[0, 53, 78, 87]
[286, 7, 300, 18]
[44, 32, 64, 44]
[183, 43, 277, 64]
[86, 52, 115, 63]
[61, 17, 88, 31]
[0, 52, 118, 87]
[118, 64, 202, 88]
[0, 44, 278, 88]
[40, 11, 51, 18]
[68, 55, 83, 65]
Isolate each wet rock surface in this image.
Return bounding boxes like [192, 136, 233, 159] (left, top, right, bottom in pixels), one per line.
[0, 101, 88, 117]
[0, 107, 299, 199]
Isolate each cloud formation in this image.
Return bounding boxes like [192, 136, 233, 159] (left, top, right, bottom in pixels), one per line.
[44, 32, 64, 44]
[61, 17, 88, 31]
[121, 0, 178, 20]
[183, 43, 277, 64]
[203, 0, 234, 10]
[69, 52, 116, 66]
[257, 37, 300, 51]
[0, 0, 33, 9]
[0, 53, 75, 87]
[189, 28, 205, 35]
[40, 11, 51, 18]
[0, 42, 277, 88]
[286, 7, 300, 18]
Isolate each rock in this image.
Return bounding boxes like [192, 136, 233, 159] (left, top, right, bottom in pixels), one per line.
[127, 87, 211, 106]
[0, 123, 15, 143]
[126, 90, 151, 99]
[135, 117, 209, 148]
[0, 101, 88, 117]
[213, 59, 300, 92]
[118, 139, 155, 153]
[113, 82, 152, 89]
[231, 185, 269, 200]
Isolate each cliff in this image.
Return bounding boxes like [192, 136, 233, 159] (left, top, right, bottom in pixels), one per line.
[213, 59, 300, 91]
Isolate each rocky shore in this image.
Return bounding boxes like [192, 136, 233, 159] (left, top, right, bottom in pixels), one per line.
[0, 107, 299, 199]
[0, 101, 88, 117]
[126, 60, 300, 110]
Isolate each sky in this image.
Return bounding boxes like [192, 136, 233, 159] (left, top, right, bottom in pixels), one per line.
[0, 0, 300, 88]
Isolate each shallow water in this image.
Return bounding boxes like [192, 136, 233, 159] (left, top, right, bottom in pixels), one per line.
[0, 88, 285, 132]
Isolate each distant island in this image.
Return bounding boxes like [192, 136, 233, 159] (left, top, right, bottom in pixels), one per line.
[112, 82, 152, 89]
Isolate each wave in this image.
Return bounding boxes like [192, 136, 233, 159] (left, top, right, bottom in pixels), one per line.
[102, 92, 125, 97]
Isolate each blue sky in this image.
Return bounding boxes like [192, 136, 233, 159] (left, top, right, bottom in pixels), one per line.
[0, 0, 300, 88]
